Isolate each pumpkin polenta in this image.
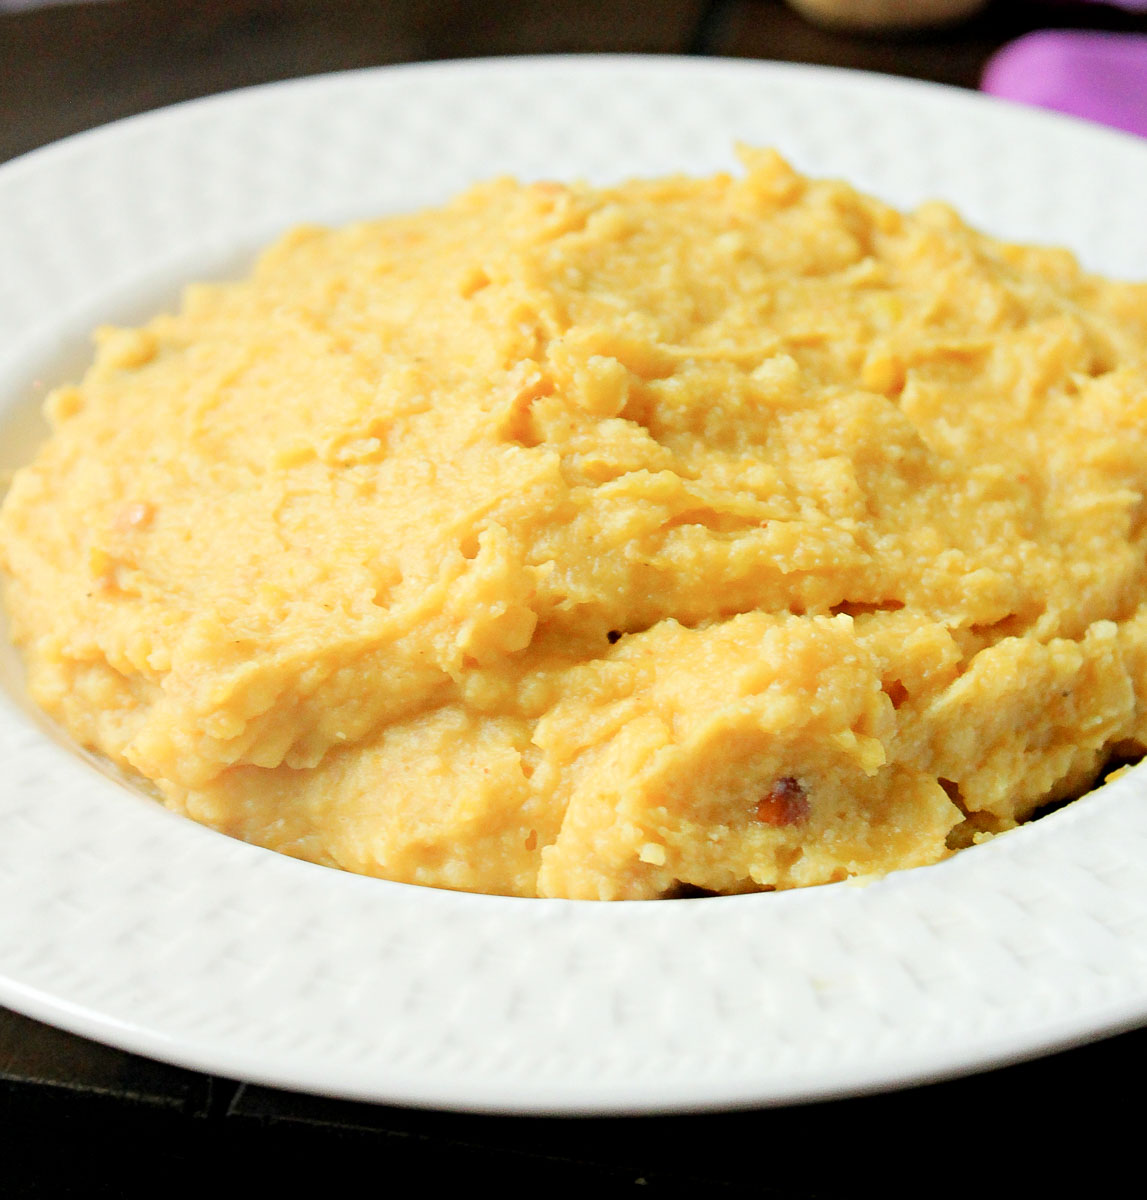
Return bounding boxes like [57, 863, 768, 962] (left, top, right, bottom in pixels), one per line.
[4, 150, 1147, 899]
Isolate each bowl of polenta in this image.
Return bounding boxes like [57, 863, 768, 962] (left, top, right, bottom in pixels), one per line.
[7, 54, 1147, 1113]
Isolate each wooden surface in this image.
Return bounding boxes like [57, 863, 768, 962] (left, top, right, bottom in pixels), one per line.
[0, 0, 709, 163]
[4, 1, 1147, 1193]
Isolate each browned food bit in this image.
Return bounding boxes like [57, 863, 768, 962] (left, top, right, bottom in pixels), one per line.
[882, 678, 909, 709]
[755, 777, 810, 827]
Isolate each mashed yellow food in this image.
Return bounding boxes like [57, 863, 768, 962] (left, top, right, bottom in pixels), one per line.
[4, 150, 1147, 899]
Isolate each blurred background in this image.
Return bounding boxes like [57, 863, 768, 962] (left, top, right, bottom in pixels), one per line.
[3, 0, 1147, 167]
[3, 1, 1147, 1195]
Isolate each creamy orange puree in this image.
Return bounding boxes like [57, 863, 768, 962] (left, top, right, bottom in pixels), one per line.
[4, 150, 1147, 899]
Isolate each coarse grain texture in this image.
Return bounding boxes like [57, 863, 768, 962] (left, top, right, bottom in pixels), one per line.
[4, 150, 1147, 899]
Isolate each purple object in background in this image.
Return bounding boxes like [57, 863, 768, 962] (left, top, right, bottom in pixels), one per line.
[982, 31, 1147, 138]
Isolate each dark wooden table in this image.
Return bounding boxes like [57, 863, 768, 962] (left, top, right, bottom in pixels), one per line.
[4, 1, 1147, 1193]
